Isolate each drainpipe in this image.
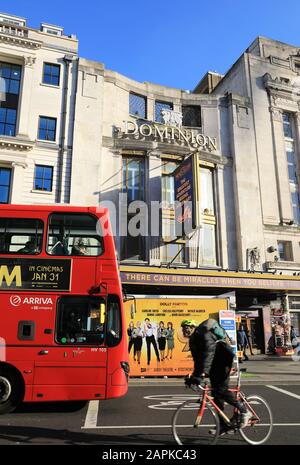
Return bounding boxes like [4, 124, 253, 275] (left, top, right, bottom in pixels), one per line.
[67, 57, 79, 204]
[56, 54, 73, 203]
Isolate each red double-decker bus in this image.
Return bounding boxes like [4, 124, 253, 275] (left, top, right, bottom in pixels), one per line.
[0, 205, 129, 414]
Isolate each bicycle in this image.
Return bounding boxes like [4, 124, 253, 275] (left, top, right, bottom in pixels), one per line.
[172, 370, 273, 445]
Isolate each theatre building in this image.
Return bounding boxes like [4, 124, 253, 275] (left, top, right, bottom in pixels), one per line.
[74, 36, 300, 368]
[1, 12, 300, 373]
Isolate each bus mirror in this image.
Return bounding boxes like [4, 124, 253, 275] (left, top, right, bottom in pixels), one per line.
[130, 303, 135, 319]
[100, 303, 106, 324]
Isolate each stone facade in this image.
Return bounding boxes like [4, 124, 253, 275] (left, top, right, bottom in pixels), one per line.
[0, 13, 78, 205]
[2, 15, 300, 278]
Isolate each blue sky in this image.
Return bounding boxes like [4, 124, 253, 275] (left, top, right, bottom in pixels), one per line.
[1, 0, 300, 90]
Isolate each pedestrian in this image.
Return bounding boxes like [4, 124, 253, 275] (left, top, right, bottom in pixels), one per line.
[245, 327, 254, 355]
[291, 326, 299, 348]
[237, 325, 249, 361]
[181, 318, 251, 435]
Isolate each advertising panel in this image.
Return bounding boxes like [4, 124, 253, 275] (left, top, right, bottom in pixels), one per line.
[219, 310, 239, 371]
[173, 155, 197, 236]
[0, 258, 72, 291]
[124, 297, 228, 377]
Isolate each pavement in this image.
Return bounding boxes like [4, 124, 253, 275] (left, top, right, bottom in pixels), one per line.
[129, 353, 300, 385]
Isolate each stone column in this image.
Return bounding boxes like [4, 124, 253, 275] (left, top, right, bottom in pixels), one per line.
[270, 107, 293, 223]
[148, 149, 161, 266]
[294, 112, 300, 182]
[17, 56, 36, 138]
[215, 163, 228, 269]
[10, 161, 28, 204]
[108, 149, 123, 255]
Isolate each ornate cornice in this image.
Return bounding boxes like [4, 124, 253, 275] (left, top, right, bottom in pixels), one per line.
[0, 137, 34, 152]
[264, 73, 300, 108]
[0, 33, 42, 50]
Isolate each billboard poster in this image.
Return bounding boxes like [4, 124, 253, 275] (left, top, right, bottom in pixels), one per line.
[173, 155, 197, 236]
[0, 258, 72, 291]
[124, 297, 228, 377]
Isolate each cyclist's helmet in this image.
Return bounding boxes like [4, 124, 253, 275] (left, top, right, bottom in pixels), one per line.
[181, 319, 197, 327]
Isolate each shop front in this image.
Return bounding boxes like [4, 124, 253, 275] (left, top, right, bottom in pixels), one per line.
[121, 266, 300, 374]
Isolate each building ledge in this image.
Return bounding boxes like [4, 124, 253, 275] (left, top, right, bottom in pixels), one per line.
[266, 261, 300, 272]
[0, 136, 34, 151]
[0, 31, 42, 49]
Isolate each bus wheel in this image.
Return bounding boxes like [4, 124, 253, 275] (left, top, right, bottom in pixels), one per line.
[0, 368, 23, 414]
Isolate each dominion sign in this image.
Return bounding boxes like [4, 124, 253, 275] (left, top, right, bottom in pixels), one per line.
[117, 120, 217, 152]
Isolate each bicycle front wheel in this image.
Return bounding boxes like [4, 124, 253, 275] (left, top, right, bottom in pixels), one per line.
[239, 395, 273, 445]
[172, 398, 220, 445]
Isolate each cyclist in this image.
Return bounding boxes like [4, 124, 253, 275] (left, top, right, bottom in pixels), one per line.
[181, 318, 251, 435]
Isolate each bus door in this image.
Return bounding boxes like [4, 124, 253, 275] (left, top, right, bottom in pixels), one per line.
[33, 296, 108, 402]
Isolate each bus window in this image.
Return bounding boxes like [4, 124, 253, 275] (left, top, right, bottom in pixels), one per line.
[106, 295, 122, 347]
[56, 296, 105, 345]
[47, 213, 104, 256]
[0, 218, 43, 254]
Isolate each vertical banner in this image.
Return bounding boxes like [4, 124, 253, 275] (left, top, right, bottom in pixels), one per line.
[219, 310, 239, 373]
[173, 155, 197, 236]
[125, 298, 228, 377]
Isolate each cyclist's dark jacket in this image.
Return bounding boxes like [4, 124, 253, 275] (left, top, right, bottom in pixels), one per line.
[189, 319, 234, 382]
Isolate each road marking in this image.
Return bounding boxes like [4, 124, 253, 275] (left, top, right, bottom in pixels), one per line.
[267, 385, 300, 400]
[82, 423, 300, 430]
[83, 400, 100, 429]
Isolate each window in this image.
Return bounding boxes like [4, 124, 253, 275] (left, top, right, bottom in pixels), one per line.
[47, 213, 104, 256]
[277, 241, 293, 261]
[0, 167, 11, 203]
[0, 108, 17, 137]
[162, 160, 179, 206]
[42, 63, 60, 86]
[56, 296, 106, 345]
[0, 218, 43, 254]
[155, 101, 173, 123]
[200, 167, 215, 215]
[283, 113, 293, 138]
[161, 159, 185, 264]
[200, 223, 217, 266]
[106, 295, 122, 347]
[162, 241, 185, 264]
[121, 156, 146, 261]
[182, 105, 201, 127]
[0, 62, 21, 137]
[122, 156, 145, 202]
[34, 165, 53, 192]
[0, 62, 21, 96]
[282, 113, 300, 225]
[129, 93, 147, 118]
[199, 165, 217, 266]
[38, 117, 57, 142]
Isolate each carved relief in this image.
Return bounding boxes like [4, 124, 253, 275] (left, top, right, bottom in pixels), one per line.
[247, 247, 261, 271]
[161, 109, 183, 128]
[24, 56, 36, 67]
[269, 107, 283, 122]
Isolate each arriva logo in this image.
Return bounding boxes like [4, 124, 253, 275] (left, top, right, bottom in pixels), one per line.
[10, 295, 53, 306]
[10, 295, 22, 307]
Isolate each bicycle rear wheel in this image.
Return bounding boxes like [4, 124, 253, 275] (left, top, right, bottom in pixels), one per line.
[239, 395, 273, 445]
[172, 398, 220, 445]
